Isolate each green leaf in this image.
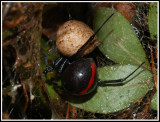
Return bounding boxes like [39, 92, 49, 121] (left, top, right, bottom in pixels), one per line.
[69, 64, 154, 114]
[150, 92, 157, 110]
[93, 7, 149, 66]
[148, 2, 157, 41]
[67, 7, 154, 114]
[46, 83, 57, 101]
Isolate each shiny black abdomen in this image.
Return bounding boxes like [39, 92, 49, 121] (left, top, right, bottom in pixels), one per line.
[61, 58, 97, 95]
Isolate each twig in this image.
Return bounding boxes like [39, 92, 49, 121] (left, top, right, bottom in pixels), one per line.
[72, 106, 76, 119]
[66, 103, 70, 119]
[20, 80, 29, 112]
[150, 46, 157, 90]
[3, 7, 41, 47]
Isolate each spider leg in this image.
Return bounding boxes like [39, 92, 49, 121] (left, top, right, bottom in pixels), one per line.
[43, 52, 54, 74]
[42, 39, 58, 74]
[41, 39, 54, 50]
[98, 62, 145, 85]
[43, 61, 54, 74]
[71, 13, 114, 59]
[43, 56, 63, 74]
[44, 48, 55, 65]
[53, 57, 64, 69]
[58, 58, 70, 73]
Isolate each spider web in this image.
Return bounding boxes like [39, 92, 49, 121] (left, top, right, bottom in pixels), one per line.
[2, 2, 157, 119]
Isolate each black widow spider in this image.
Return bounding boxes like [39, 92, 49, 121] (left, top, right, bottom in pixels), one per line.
[42, 13, 145, 95]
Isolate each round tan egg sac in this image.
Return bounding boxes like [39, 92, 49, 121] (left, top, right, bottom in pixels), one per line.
[56, 20, 98, 57]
